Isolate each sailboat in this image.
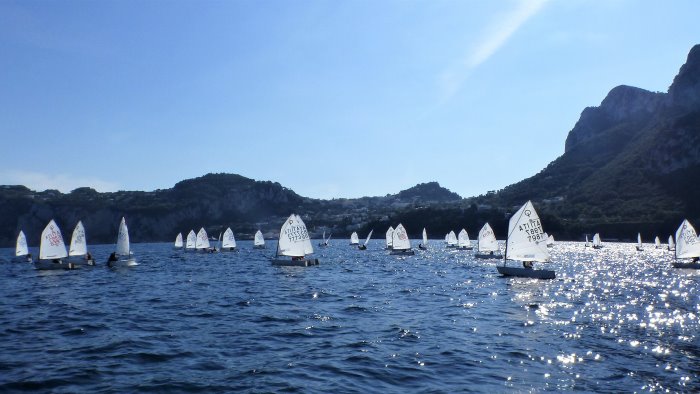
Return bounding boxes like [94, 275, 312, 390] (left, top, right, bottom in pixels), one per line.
[272, 214, 318, 266]
[350, 232, 359, 245]
[636, 233, 644, 251]
[15, 230, 31, 262]
[497, 201, 555, 279]
[654, 236, 662, 249]
[35, 220, 75, 270]
[475, 222, 502, 259]
[107, 217, 137, 267]
[668, 235, 675, 251]
[185, 230, 196, 251]
[389, 223, 414, 255]
[447, 231, 458, 248]
[318, 231, 331, 247]
[385, 226, 394, 250]
[254, 230, 266, 249]
[221, 227, 237, 251]
[672, 219, 700, 269]
[546, 234, 554, 247]
[358, 229, 373, 250]
[444, 233, 449, 244]
[418, 228, 428, 250]
[457, 229, 473, 250]
[174, 233, 183, 249]
[584, 234, 590, 248]
[195, 227, 212, 252]
[592, 233, 603, 249]
[68, 221, 95, 266]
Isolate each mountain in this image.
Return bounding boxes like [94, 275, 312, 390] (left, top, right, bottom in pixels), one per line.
[476, 44, 700, 239]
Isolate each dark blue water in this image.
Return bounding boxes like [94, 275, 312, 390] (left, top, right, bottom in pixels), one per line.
[1, 241, 698, 392]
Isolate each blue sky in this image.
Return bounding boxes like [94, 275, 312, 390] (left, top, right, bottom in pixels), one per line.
[1, 0, 698, 199]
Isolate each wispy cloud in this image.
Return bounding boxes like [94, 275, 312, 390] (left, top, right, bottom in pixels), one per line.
[439, 0, 549, 102]
[0, 170, 121, 193]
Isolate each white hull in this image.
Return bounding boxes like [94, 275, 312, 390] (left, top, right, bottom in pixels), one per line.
[497, 265, 555, 280]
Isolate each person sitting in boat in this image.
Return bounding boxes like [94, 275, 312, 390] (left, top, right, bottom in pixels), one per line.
[26, 253, 32, 262]
[52, 259, 60, 264]
[523, 261, 533, 269]
[108, 252, 118, 262]
[692, 257, 699, 263]
[86, 252, 93, 261]
[292, 256, 304, 261]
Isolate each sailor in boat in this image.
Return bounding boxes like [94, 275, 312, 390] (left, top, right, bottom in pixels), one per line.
[358, 244, 366, 250]
[26, 253, 32, 262]
[418, 243, 427, 250]
[523, 261, 533, 269]
[85, 252, 95, 265]
[108, 252, 118, 264]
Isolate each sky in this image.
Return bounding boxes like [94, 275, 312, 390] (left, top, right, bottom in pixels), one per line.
[1, 0, 699, 199]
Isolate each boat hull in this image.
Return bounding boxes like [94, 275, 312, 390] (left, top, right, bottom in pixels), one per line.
[271, 258, 319, 267]
[497, 266, 555, 279]
[390, 249, 415, 256]
[418, 245, 427, 250]
[358, 245, 367, 250]
[636, 246, 643, 251]
[475, 253, 503, 259]
[672, 261, 700, 269]
[34, 260, 78, 270]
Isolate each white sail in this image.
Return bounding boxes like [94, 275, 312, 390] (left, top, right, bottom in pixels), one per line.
[422, 228, 428, 245]
[444, 233, 449, 243]
[174, 233, 183, 248]
[69, 221, 88, 256]
[585, 234, 590, 247]
[392, 223, 411, 250]
[321, 230, 326, 243]
[668, 235, 675, 248]
[593, 233, 602, 247]
[364, 229, 373, 245]
[39, 220, 67, 260]
[637, 233, 642, 247]
[222, 227, 236, 248]
[16, 230, 28, 256]
[186, 230, 197, 249]
[195, 227, 210, 250]
[386, 226, 394, 248]
[350, 232, 359, 245]
[675, 219, 700, 259]
[458, 229, 470, 248]
[547, 234, 554, 246]
[505, 201, 549, 263]
[115, 217, 130, 256]
[478, 223, 499, 253]
[277, 214, 313, 257]
[254, 230, 265, 246]
[447, 231, 458, 246]
[654, 236, 661, 248]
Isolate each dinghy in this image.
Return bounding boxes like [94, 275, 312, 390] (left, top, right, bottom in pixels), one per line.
[418, 228, 428, 250]
[444, 233, 449, 245]
[457, 229, 473, 250]
[668, 235, 675, 251]
[174, 233, 183, 249]
[636, 233, 644, 251]
[107, 217, 137, 267]
[546, 234, 554, 247]
[195, 227, 213, 252]
[389, 223, 414, 255]
[654, 236, 662, 249]
[185, 230, 196, 251]
[592, 233, 603, 249]
[35, 220, 76, 270]
[358, 229, 373, 250]
[385, 226, 394, 250]
[447, 231, 458, 248]
[318, 231, 331, 247]
[272, 214, 319, 266]
[475, 222, 502, 259]
[221, 227, 237, 251]
[673, 219, 700, 269]
[350, 232, 359, 245]
[496, 201, 555, 279]
[68, 221, 95, 266]
[254, 230, 266, 249]
[584, 234, 590, 248]
[15, 230, 31, 262]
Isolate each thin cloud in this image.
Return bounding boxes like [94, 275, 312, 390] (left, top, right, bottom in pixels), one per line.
[0, 170, 121, 193]
[439, 0, 549, 102]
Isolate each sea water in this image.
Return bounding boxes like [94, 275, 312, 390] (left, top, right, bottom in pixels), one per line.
[0, 241, 698, 392]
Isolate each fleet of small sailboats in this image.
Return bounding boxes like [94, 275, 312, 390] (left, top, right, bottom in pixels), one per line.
[272, 214, 318, 266]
